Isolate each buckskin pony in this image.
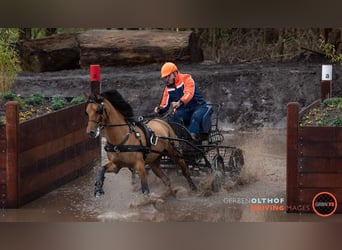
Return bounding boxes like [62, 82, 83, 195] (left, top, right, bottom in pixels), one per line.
[85, 89, 197, 197]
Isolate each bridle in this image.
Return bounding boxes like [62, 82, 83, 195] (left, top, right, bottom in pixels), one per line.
[86, 95, 129, 128]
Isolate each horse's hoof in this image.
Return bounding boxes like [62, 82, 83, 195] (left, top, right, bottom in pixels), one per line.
[94, 189, 105, 197]
[143, 192, 150, 199]
[169, 189, 177, 197]
[190, 184, 198, 192]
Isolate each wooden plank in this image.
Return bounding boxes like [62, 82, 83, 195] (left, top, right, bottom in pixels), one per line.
[0, 125, 6, 207]
[299, 141, 342, 158]
[0, 125, 5, 139]
[19, 103, 87, 152]
[0, 167, 5, 183]
[19, 139, 99, 177]
[299, 127, 342, 142]
[0, 183, 6, 207]
[0, 141, 5, 163]
[299, 157, 342, 173]
[0, 139, 6, 169]
[299, 99, 321, 119]
[19, 128, 89, 170]
[287, 102, 299, 208]
[19, 146, 99, 200]
[20, 142, 98, 185]
[0, 167, 6, 204]
[298, 173, 342, 188]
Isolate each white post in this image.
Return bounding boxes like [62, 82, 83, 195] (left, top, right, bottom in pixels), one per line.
[322, 64, 332, 81]
[321, 64, 332, 100]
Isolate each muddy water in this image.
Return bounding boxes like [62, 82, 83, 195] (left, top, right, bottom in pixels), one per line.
[1, 129, 342, 222]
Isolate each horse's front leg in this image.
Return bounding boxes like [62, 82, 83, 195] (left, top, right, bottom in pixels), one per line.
[94, 162, 120, 197]
[94, 164, 106, 197]
[129, 168, 136, 185]
[135, 161, 150, 196]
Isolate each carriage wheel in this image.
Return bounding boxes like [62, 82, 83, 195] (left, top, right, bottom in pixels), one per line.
[226, 148, 244, 181]
[211, 154, 225, 192]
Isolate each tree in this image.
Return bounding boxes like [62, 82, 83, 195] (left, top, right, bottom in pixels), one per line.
[0, 28, 21, 93]
[18, 28, 33, 40]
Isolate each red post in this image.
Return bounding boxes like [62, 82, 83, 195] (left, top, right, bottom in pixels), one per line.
[286, 102, 299, 212]
[90, 64, 101, 95]
[5, 101, 19, 208]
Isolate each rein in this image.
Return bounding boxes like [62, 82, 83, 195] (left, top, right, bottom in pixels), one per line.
[87, 119, 129, 131]
[103, 122, 130, 127]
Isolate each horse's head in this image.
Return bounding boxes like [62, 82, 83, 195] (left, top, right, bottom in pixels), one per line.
[85, 94, 106, 138]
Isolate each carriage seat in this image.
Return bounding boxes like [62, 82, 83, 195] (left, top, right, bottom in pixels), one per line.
[180, 105, 213, 134]
[200, 105, 213, 134]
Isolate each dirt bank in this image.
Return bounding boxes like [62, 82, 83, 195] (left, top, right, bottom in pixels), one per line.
[12, 61, 342, 130]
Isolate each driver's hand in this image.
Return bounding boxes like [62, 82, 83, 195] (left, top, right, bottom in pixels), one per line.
[171, 101, 182, 109]
[154, 106, 160, 113]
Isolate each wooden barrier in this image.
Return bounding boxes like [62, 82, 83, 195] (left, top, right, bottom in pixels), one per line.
[0, 65, 102, 208]
[0, 102, 101, 208]
[287, 103, 342, 213]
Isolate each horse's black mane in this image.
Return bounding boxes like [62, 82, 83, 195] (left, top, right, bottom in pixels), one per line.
[100, 89, 134, 118]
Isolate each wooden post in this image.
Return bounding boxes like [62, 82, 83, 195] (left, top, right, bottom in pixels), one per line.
[90, 64, 101, 95]
[0, 125, 6, 209]
[321, 64, 332, 101]
[321, 81, 332, 101]
[5, 101, 19, 208]
[286, 102, 299, 212]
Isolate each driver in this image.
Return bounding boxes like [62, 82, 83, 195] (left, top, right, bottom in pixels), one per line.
[154, 62, 207, 142]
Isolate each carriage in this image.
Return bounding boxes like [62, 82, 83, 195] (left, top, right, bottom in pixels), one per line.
[85, 90, 244, 196]
[155, 103, 244, 191]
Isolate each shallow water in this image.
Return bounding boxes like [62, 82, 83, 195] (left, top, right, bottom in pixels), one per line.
[1, 128, 342, 222]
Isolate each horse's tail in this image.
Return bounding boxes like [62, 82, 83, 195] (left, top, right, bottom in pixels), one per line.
[166, 122, 177, 138]
[151, 118, 177, 138]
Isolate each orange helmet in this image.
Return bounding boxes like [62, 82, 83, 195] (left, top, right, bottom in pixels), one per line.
[160, 62, 178, 78]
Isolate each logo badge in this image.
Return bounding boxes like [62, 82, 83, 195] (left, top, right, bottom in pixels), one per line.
[312, 192, 338, 217]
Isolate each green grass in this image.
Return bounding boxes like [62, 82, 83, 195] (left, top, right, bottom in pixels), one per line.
[51, 95, 67, 110]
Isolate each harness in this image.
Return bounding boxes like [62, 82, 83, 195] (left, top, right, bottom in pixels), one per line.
[86, 95, 163, 160]
[104, 121, 160, 160]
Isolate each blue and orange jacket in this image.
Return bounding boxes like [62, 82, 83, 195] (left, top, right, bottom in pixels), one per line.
[158, 73, 206, 114]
